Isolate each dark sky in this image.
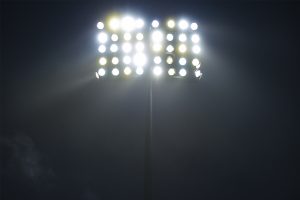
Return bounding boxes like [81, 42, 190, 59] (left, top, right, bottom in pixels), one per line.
[1, 0, 299, 200]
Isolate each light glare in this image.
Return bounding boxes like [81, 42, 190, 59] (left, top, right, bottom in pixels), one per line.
[135, 42, 145, 51]
[109, 18, 120, 31]
[133, 53, 147, 67]
[152, 30, 163, 42]
[122, 43, 132, 53]
[136, 18, 145, 29]
[192, 45, 201, 54]
[121, 16, 135, 31]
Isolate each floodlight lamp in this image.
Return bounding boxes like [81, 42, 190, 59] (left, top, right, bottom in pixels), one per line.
[124, 32, 132, 41]
[123, 56, 131, 64]
[168, 68, 175, 76]
[121, 16, 135, 31]
[99, 57, 107, 65]
[166, 45, 174, 53]
[192, 58, 200, 67]
[192, 45, 201, 54]
[179, 68, 187, 76]
[122, 43, 132, 53]
[133, 53, 147, 67]
[178, 33, 187, 42]
[153, 66, 162, 76]
[109, 17, 120, 31]
[98, 45, 106, 53]
[124, 66, 132, 75]
[191, 34, 200, 43]
[98, 68, 106, 76]
[178, 19, 189, 30]
[112, 68, 120, 76]
[136, 67, 144, 75]
[136, 18, 145, 29]
[112, 57, 119, 65]
[97, 22, 104, 29]
[191, 22, 198, 30]
[98, 32, 108, 43]
[111, 34, 119, 41]
[166, 34, 174, 41]
[152, 20, 159, 28]
[152, 44, 162, 52]
[167, 19, 175, 28]
[166, 56, 173, 64]
[110, 44, 118, 52]
[195, 70, 202, 78]
[151, 30, 163, 42]
[179, 57, 187, 65]
[135, 42, 145, 51]
[154, 56, 162, 64]
[178, 44, 187, 53]
[136, 33, 144, 41]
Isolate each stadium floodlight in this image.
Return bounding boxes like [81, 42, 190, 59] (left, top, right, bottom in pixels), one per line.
[190, 22, 198, 30]
[153, 66, 163, 76]
[151, 20, 159, 28]
[124, 66, 132, 75]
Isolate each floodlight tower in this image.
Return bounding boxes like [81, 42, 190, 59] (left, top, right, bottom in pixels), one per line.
[96, 14, 202, 200]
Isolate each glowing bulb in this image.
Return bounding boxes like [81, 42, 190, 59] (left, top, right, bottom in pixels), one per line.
[133, 53, 147, 67]
[124, 32, 132, 41]
[136, 33, 144, 40]
[179, 57, 187, 65]
[112, 57, 119, 65]
[109, 18, 120, 31]
[154, 56, 162, 64]
[98, 68, 106, 76]
[166, 33, 174, 41]
[167, 20, 175, 28]
[136, 67, 144, 75]
[152, 30, 163, 42]
[112, 68, 119, 76]
[191, 34, 200, 43]
[192, 45, 201, 54]
[179, 33, 187, 42]
[99, 57, 107, 65]
[97, 22, 104, 29]
[166, 56, 173, 64]
[191, 22, 198, 30]
[110, 44, 118, 52]
[178, 44, 187, 53]
[98, 45, 106, 53]
[124, 67, 132, 75]
[195, 70, 202, 78]
[136, 18, 144, 29]
[192, 58, 200, 67]
[168, 68, 175, 76]
[178, 19, 189, 30]
[98, 32, 108, 43]
[135, 42, 145, 51]
[152, 20, 159, 28]
[152, 44, 162, 52]
[122, 43, 132, 53]
[123, 56, 131, 64]
[166, 45, 174, 53]
[121, 16, 135, 31]
[153, 66, 162, 76]
[111, 34, 118, 42]
[179, 68, 187, 76]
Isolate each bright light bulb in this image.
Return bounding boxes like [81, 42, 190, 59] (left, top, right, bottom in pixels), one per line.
[178, 44, 187, 53]
[179, 33, 187, 42]
[153, 66, 162, 76]
[112, 57, 119, 65]
[109, 17, 120, 31]
[166, 33, 174, 41]
[98, 45, 106, 53]
[136, 18, 144, 29]
[179, 57, 187, 65]
[111, 34, 118, 42]
[124, 67, 132, 75]
[123, 56, 131, 64]
[136, 33, 144, 40]
[166, 45, 174, 53]
[124, 32, 132, 41]
[98, 32, 108, 43]
[192, 45, 201, 54]
[133, 53, 147, 67]
[112, 68, 119, 76]
[167, 20, 175, 28]
[122, 43, 132, 53]
[166, 56, 173, 64]
[154, 56, 162, 64]
[136, 67, 144, 75]
[110, 44, 118, 52]
[179, 68, 187, 76]
[135, 42, 145, 51]
[191, 22, 198, 30]
[195, 70, 202, 78]
[151, 30, 163, 42]
[121, 16, 135, 31]
[98, 68, 106, 76]
[152, 20, 159, 28]
[178, 19, 189, 30]
[168, 68, 175, 76]
[97, 22, 104, 29]
[191, 34, 200, 43]
[152, 44, 162, 52]
[99, 57, 107, 65]
[192, 58, 200, 67]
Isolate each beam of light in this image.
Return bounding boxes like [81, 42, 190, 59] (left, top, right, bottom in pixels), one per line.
[179, 68, 187, 76]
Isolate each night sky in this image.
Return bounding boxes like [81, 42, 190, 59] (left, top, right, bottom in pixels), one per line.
[1, 0, 299, 200]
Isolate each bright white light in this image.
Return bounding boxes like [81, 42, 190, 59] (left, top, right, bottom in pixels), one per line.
[97, 22, 104, 29]
[191, 22, 198, 30]
[195, 70, 202, 78]
[98, 32, 108, 43]
[133, 53, 147, 67]
[136, 18, 144, 29]
[98, 68, 106, 76]
[111, 34, 118, 42]
[153, 66, 162, 76]
[152, 44, 162, 52]
[154, 56, 162, 64]
[110, 44, 118, 52]
[98, 45, 106, 53]
[166, 45, 174, 53]
[121, 16, 135, 31]
[152, 20, 159, 28]
[112, 57, 119, 65]
[178, 44, 187, 53]
[166, 34, 174, 41]
[178, 19, 189, 30]
[166, 56, 173, 64]
[152, 30, 163, 42]
[192, 45, 201, 54]
[167, 19, 175, 28]
[124, 32, 132, 41]
[122, 43, 132, 53]
[99, 57, 107, 65]
[123, 56, 131, 64]
[136, 33, 144, 40]
[112, 68, 119, 76]
[109, 17, 120, 31]
[124, 66, 132, 75]
[179, 33, 187, 42]
[135, 42, 145, 51]
[179, 68, 187, 76]
[136, 67, 144, 75]
[179, 57, 187, 65]
[168, 68, 175, 76]
[192, 58, 200, 67]
[191, 34, 200, 43]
